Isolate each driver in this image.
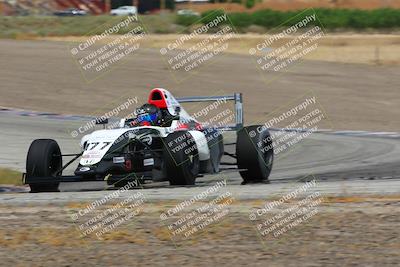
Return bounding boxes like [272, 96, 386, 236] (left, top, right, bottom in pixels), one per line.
[131, 103, 161, 126]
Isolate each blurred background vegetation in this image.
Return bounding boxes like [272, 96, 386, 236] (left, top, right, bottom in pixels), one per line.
[0, 8, 399, 38]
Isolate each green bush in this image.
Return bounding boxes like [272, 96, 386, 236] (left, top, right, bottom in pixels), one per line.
[252, 9, 291, 27]
[175, 15, 200, 26]
[174, 8, 400, 29]
[228, 12, 254, 28]
[368, 8, 400, 28]
[312, 8, 350, 29]
[200, 9, 228, 24]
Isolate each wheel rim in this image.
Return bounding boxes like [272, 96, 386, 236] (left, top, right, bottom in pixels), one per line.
[49, 152, 61, 176]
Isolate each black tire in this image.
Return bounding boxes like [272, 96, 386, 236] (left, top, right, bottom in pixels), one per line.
[26, 139, 62, 192]
[236, 125, 273, 183]
[163, 131, 199, 185]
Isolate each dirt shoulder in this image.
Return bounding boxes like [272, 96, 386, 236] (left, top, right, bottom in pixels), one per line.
[1, 39, 399, 132]
[0, 197, 399, 266]
[42, 33, 400, 65]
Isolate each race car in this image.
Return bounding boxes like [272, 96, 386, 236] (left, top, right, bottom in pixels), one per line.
[23, 88, 274, 192]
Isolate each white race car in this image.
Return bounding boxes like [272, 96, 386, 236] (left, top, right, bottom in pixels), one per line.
[23, 88, 274, 192]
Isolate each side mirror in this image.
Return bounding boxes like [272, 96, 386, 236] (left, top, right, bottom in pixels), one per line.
[96, 117, 108, 129]
[175, 106, 181, 115]
[119, 118, 126, 128]
[95, 117, 108, 125]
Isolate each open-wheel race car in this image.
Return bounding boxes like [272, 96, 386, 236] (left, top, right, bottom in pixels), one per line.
[23, 88, 274, 192]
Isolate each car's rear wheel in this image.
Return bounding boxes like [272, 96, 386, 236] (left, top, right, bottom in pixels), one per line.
[236, 125, 273, 183]
[26, 139, 62, 193]
[163, 131, 199, 185]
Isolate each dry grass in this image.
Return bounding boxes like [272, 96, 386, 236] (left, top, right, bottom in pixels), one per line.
[141, 34, 400, 65]
[39, 34, 400, 65]
[100, 230, 148, 244]
[153, 227, 172, 242]
[322, 195, 400, 203]
[0, 228, 86, 247]
[0, 226, 150, 247]
[0, 168, 23, 185]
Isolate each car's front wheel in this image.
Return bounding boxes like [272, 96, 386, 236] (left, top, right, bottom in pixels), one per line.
[26, 139, 62, 192]
[163, 131, 199, 186]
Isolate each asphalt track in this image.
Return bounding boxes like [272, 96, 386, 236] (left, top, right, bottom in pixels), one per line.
[1, 112, 400, 200]
[0, 39, 399, 201]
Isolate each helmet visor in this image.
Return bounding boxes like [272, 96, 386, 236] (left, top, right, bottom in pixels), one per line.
[137, 113, 157, 124]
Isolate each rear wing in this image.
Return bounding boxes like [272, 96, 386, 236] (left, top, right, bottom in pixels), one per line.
[176, 93, 243, 131]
